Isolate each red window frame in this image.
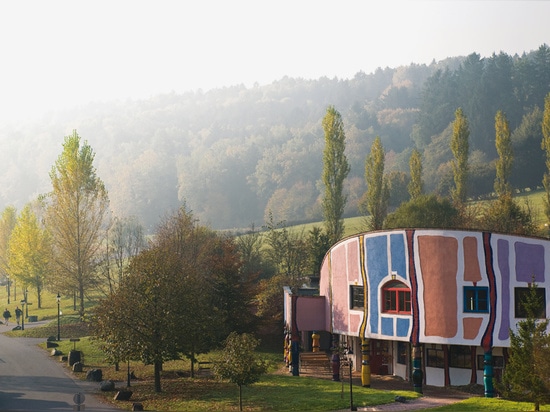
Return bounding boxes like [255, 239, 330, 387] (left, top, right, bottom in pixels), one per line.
[382, 281, 411, 314]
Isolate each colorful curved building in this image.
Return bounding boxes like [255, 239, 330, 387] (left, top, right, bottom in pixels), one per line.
[283, 229, 549, 395]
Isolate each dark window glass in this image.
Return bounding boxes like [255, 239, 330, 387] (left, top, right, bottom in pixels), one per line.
[464, 286, 489, 313]
[426, 348, 444, 368]
[449, 345, 472, 369]
[350, 285, 365, 309]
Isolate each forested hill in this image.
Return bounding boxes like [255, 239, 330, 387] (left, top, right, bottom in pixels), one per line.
[1, 45, 549, 232]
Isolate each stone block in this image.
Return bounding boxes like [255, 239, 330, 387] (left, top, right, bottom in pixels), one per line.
[114, 390, 133, 401]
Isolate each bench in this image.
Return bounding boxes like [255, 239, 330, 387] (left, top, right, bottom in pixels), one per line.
[197, 361, 213, 376]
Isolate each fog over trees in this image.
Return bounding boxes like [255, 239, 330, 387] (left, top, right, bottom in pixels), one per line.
[0, 45, 549, 231]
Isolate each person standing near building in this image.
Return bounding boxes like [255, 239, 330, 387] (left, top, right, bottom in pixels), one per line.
[15, 306, 22, 326]
[3, 308, 11, 325]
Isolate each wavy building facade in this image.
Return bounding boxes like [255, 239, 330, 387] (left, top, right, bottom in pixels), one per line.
[283, 229, 549, 395]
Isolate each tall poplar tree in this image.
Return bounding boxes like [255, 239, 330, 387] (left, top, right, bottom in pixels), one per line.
[46, 130, 109, 316]
[451, 108, 470, 206]
[541, 92, 550, 222]
[494, 110, 513, 198]
[362, 136, 389, 230]
[322, 106, 350, 245]
[408, 148, 423, 200]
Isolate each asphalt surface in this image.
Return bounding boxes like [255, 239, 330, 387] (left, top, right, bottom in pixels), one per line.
[0, 319, 119, 411]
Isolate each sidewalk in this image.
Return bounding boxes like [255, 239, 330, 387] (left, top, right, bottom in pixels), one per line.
[327, 373, 474, 411]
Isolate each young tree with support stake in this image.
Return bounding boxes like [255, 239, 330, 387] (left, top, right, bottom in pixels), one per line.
[213, 332, 267, 412]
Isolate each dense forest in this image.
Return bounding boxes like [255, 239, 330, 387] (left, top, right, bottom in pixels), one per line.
[0, 45, 549, 231]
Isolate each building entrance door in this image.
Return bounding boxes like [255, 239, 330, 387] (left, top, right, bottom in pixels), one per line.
[370, 340, 391, 375]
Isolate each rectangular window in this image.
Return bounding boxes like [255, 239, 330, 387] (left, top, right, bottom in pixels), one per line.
[464, 286, 489, 313]
[383, 289, 411, 314]
[350, 285, 365, 309]
[426, 347, 444, 368]
[449, 345, 472, 369]
[514, 287, 546, 318]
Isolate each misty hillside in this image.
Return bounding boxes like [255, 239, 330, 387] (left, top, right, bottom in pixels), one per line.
[0, 45, 549, 232]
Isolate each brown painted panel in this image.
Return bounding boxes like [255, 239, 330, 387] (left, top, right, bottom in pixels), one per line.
[463, 237, 482, 283]
[462, 317, 483, 340]
[418, 235, 458, 338]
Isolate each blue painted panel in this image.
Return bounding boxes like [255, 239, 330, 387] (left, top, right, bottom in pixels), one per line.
[381, 317, 394, 336]
[396, 318, 410, 337]
[390, 233, 407, 280]
[366, 235, 388, 334]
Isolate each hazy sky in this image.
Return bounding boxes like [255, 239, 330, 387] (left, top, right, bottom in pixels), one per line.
[0, 1, 548, 123]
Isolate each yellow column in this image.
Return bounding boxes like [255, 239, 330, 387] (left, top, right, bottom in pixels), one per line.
[361, 338, 371, 387]
[312, 331, 320, 352]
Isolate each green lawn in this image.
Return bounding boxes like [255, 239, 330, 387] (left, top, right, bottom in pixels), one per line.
[429, 396, 550, 411]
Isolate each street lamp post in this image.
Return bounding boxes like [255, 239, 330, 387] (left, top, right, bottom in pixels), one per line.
[20, 299, 26, 331]
[56, 292, 61, 341]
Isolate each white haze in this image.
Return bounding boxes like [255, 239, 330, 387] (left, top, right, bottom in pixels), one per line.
[0, 0, 548, 125]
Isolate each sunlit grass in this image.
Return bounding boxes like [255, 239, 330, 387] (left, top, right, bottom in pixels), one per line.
[428, 396, 550, 411]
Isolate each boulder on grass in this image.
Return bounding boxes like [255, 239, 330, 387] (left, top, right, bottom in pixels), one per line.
[46, 341, 58, 348]
[132, 402, 143, 411]
[47, 336, 57, 341]
[86, 368, 103, 382]
[72, 362, 83, 372]
[50, 349, 61, 356]
[100, 380, 116, 391]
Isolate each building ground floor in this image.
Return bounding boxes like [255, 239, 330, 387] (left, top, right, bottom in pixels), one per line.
[292, 330, 505, 390]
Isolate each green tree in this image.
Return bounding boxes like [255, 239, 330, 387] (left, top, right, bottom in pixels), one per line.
[408, 148, 423, 200]
[361, 136, 389, 230]
[93, 246, 182, 393]
[213, 332, 268, 412]
[321, 106, 350, 245]
[387, 171, 410, 207]
[46, 130, 110, 316]
[542, 93, 550, 222]
[384, 194, 458, 229]
[306, 226, 331, 276]
[8, 204, 51, 308]
[500, 283, 550, 411]
[262, 213, 308, 291]
[494, 110, 513, 198]
[154, 207, 248, 372]
[451, 108, 470, 205]
[480, 195, 535, 236]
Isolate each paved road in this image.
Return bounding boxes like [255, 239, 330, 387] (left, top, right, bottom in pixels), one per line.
[0, 320, 120, 411]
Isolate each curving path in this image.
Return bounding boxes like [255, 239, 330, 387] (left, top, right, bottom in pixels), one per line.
[0, 320, 119, 411]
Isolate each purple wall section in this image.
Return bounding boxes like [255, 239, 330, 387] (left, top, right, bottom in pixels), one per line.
[295, 296, 326, 332]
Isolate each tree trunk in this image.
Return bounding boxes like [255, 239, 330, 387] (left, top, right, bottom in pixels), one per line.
[79, 285, 85, 317]
[154, 360, 162, 393]
[239, 384, 243, 411]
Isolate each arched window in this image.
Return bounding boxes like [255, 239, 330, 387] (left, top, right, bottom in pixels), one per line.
[382, 280, 411, 314]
